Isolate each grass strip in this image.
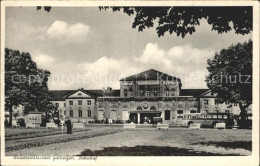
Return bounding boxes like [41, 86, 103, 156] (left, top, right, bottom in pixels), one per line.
[6, 129, 122, 152]
[5, 129, 91, 141]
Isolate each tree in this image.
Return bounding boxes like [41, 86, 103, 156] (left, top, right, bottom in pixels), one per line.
[37, 6, 252, 37]
[100, 7, 252, 37]
[206, 40, 252, 128]
[5, 48, 54, 126]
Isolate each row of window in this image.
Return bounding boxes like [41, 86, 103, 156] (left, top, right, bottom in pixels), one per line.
[68, 110, 92, 117]
[123, 89, 176, 97]
[69, 100, 91, 106]
[55, 101, 92, 108]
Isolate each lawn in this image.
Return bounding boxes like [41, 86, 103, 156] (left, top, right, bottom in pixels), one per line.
[5, 126, 122, 153]
[5, 127, 91, 141]
[5, 127, 252, 156]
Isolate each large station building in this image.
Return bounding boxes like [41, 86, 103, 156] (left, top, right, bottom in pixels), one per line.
[50, 69, 251, 124]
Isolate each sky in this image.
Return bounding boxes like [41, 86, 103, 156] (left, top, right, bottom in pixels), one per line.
[5, 7, 252, 90]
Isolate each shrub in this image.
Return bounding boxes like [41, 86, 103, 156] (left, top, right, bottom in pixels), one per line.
[17, 118, 26, 127]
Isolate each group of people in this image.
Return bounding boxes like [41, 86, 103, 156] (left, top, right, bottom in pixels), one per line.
[60, 117, 72, 134]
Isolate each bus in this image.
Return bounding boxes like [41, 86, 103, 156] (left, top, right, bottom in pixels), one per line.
[175, 112, 234, 128]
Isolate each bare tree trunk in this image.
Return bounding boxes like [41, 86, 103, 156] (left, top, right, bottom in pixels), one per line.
[239, 102, 248, 129]
[8, 105, 13, 127]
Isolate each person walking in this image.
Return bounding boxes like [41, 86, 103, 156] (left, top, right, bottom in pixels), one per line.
[65, 117, 72, 134]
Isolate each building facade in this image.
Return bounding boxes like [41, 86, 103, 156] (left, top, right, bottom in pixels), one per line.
[50, 69, 252, 124]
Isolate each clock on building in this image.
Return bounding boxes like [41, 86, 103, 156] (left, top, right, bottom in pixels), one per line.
[143, 103, 148, 109]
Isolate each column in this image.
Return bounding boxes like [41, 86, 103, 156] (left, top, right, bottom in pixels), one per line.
[137, 113, 140, 124]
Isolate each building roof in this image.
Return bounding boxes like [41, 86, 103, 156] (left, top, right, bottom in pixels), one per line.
[120, 69, 181, 83]
[50, 90, 75, 101]
[87, 90, 120, 97]
[180, 89, 210, 97]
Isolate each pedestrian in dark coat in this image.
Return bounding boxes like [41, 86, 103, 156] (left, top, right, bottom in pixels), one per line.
[65, 117, 72, 134]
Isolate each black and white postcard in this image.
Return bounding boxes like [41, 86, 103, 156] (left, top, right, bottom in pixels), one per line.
[1, 1, 259, 166]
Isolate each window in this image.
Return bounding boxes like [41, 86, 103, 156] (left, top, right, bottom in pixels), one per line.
[129, 88, 133, 97]
[191, 116, 197, 119]
[137, 107, 142, 110]
[64, 103, 66, 107]
[78, 110, 82, 117]
[215, 100, 219, 105]
[154, 90, 158, 97]
[234, 102, 238, 106]
[177, 110, 183, 114]
[55, 103, 59, 108]
[78, 93, 82, 97]
[78, 101, 82, 105]
[87, 101, 91, 105]
[69, 101, 73, 105]
[204, 100, 208, 105]
[177, 116, 183, 119]
[171, 89, 176, 96]
[165, 110, 170, 120]
[190, 110, 197, 114]
[124, 89, 128, 97]
[88, 110, 91, 117]
[150, 106, 156, 110]
[165, 90, 170, 97]
[139, 90, 144, 97]
[204, 109, 208, 114]
[147, 91, 150, 97]
[69, 110, 73, 117]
